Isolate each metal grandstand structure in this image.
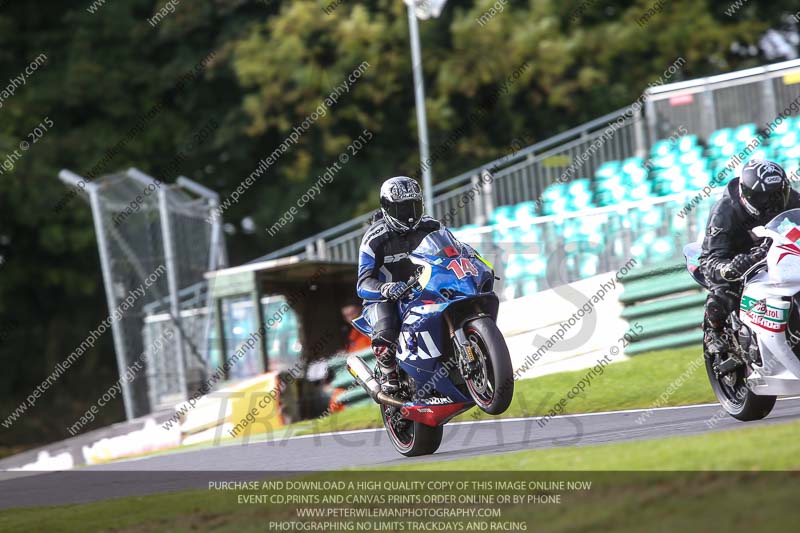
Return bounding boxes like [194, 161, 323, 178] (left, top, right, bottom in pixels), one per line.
[58, 168, 227, 420]
[262, 58, 800, 273]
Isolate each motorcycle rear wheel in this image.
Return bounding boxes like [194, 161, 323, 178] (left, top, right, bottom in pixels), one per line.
[381, 406, 443, 457]
[704, 344, 776, 422]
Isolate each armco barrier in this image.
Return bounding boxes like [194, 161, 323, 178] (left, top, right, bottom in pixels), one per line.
[618, 261, 704, 355]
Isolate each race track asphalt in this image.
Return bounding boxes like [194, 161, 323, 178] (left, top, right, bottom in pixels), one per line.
[2, 397, 800, 510]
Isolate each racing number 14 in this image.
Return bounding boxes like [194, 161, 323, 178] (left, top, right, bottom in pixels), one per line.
[446, 258, 479, 279]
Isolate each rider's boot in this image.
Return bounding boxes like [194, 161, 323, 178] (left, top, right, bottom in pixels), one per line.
[373, 342, 400, 394]
[704, 324, 727, 357]
[704, 321, 745, 375]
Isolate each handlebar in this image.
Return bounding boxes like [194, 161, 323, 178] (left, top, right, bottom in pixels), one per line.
[394, 267, 424, 300]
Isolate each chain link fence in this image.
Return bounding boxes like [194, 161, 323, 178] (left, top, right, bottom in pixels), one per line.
[58, 168, 226, 419]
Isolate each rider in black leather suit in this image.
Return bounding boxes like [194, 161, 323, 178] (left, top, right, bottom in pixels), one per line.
[699, 159, 799, 355]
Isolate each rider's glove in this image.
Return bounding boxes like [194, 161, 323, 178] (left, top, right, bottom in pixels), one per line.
[380, 281, 408, 301]
[720, 248, 767, 282]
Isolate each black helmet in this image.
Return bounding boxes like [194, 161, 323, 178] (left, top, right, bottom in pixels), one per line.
[379, 176, 424, 232]
[738, 159, 790, 221]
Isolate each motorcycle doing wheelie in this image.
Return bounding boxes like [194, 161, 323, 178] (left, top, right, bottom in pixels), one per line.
[684, 208, 800, 421]
[347, 229, 514, 457]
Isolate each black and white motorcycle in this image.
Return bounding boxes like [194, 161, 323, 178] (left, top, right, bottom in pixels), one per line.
[685, 208, 800, 421]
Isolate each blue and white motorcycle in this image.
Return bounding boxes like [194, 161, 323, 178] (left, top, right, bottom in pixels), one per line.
[347, 229, 514, 456]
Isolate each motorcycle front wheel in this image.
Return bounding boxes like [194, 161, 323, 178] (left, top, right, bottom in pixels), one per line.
[461, 317, 514, 415]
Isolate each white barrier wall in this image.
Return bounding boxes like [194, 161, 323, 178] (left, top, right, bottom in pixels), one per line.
[496, 271, 629, 379]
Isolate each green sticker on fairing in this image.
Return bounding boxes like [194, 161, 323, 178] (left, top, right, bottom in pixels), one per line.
[740, 295, 759, 312]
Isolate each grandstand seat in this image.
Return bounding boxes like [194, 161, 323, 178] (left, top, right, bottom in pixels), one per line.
[708, 127, 732, 148]
[677, 146, 703, 165]
[484, 119, 800, 298]
[676, 134, 699, 153]
[650, 138, 675, 157]
[770, 115, 794, 136]
[734, 123, 758, 143]
[513, 201, 538, 224]
[489, 205, 516, 225]
[596, 161, 622, 179]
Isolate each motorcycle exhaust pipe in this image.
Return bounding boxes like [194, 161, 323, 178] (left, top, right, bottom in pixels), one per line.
[346, 355, 405, 408]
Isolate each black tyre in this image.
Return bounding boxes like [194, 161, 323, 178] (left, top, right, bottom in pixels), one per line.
[462, 317, 514, 415]
[704, 345, 776, 422]
[380, 406, 443, 457]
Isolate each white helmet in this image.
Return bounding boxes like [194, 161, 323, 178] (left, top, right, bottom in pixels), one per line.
[379, 176, 424, 232]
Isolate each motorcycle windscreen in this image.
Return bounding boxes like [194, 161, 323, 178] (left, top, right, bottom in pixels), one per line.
[765, 208, 800, 238]
[413, 228, 466, 258]
[683, 242, 708, 288]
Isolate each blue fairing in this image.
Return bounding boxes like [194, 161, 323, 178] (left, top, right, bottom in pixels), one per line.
[358, 229, 496, 406]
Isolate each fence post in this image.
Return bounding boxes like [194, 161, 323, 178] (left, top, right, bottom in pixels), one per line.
[701, 88, 718, 140]
[471, 173, 486, 227]
[644, 96, 657, 147]
[761, 78, 778, 129]
[158, 186, 188, 401]
[634, 108, 648, 159]
[315, 238, 327, 260]
[481, 169, 494, 222]
[89, 183, 137, 420]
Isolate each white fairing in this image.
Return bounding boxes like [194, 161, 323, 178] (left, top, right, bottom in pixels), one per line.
[742, 209, 800, 395]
